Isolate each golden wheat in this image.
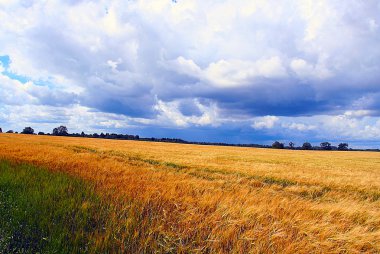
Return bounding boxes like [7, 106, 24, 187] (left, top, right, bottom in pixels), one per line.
[0, 134, 379, 253]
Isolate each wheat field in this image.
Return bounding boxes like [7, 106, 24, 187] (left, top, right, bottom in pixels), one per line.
[0, 133, 379, 253]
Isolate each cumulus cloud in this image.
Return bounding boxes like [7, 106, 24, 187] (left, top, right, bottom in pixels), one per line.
[0, 74, 36, 105]
[203, 57, 287, 88]
[0, 103, 141, 134]
[0, 0, 380, 145]
[252, 116, 279, 130]
[250, 112, 380, 145]
[290, 58, 332, 80]
[155, 99, 219, 127]
[166, 56, 287, 87]
[343, 110, 375, 119]
[282, 122, 316, 131]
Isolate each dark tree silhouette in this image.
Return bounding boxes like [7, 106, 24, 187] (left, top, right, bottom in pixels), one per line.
[6, 130, 13, 133]
[38, 132, 45, 135]
[338, 143, 349, 150]
[21, 127, 34, 135]
[53, 126, 68, 136]
[302, 142, 312, 150]
[0, 127, 2, 133]
[320, 142, 332, 150]
[289, 142, 295, 149]
[272, 141, 284, 149]
[81, 131, 85, 137]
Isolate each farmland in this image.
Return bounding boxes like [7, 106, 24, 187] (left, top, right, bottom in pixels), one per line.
[0, 134, 379, 253]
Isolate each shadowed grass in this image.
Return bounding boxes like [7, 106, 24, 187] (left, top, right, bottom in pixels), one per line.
[0, 160, 112, 253]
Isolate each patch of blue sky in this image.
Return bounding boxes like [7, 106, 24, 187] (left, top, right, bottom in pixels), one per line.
[0, 55, 55, 87]
[0, 55, 10, 68]
[4, 71, 30, 84]
[0, 55, 29, 83]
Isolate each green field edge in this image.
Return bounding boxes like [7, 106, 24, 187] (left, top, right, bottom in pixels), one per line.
[0, 159, 202, 253]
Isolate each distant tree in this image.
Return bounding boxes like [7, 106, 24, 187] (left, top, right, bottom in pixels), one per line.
[6, 130, 13, 133]
[338, 143, 349, 150]
[52, 126, 68, 136]
[81, 131, 85, 137]
[289, 142, 295, 149]
[93, 133, 99, 138]
[100, 132, 105, 138]
[302, 142, 312, 150]
[272, 141, 284, 149]
[320, 142, 332, 150]
[21, 127, 34, 135]
[38, 132, 45, 135]
[0, 127, 2, 133]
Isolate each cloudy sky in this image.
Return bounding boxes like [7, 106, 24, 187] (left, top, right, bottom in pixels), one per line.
[1, 0, 380, 147]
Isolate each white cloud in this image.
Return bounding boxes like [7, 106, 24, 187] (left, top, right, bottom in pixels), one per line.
[369, 19, 379, 32]
[0, 0, 380, 144]
[166, 56, 287, 88]
[252, 116, 279, 129]
[290, 59, 314, 78]
[165, 56, 202, 78]
[107, 59, 122, 72]
[343, 110, 373, 119]
[154, 99, 219, 127]
[271, 113, 380, 141]
[282, 122, 316, 131]
[297, 0, 332, 41]
[0, 103, 138, 134]
[204, 57, 287, 87]
[290, 58, 333, 80]
[0, 73, 36, 105]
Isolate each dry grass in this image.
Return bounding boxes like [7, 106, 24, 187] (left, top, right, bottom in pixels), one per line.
[0, 133, 379, 253]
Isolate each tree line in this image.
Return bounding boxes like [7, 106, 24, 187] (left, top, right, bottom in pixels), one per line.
[5, 126, 140, 140]
[271, 141, 349, 151]
[1, 125, 378, 151]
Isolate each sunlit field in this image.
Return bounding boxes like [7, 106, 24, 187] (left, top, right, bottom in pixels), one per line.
[0, 134, 379, 253]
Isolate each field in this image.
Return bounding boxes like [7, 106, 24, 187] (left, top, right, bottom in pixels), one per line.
[0, 134, 379, 253]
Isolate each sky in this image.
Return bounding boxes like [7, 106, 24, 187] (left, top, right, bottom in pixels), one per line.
[1, 0, 380, 148]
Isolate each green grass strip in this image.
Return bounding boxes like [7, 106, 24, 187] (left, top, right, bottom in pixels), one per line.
[0, 160, 111, 254]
